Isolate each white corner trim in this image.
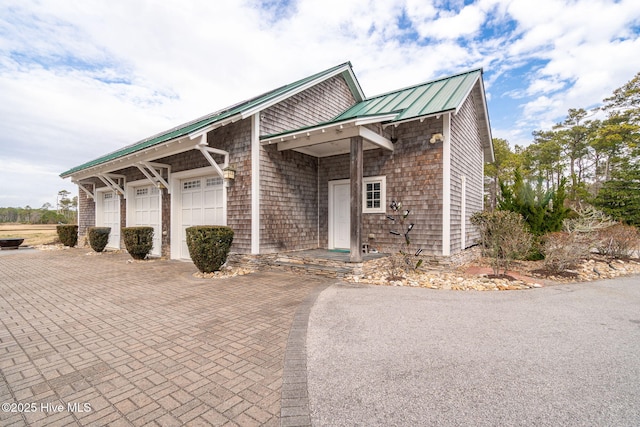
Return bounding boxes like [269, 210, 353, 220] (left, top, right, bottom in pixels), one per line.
[461, 175, 466, 250]
[251, 113, 260, 254]
[442, 113, 451, 256]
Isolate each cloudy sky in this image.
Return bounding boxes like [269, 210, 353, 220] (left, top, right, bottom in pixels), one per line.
[1, 0, 639, 208]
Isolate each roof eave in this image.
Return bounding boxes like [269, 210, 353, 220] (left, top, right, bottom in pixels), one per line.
[62, 62, 364, 178]
[261, 113, 397, 143]
[381, 110, 456, 128]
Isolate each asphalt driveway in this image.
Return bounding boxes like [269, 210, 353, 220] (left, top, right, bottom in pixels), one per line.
[307, 276, 640, 426]
[0, 248, 330, 426]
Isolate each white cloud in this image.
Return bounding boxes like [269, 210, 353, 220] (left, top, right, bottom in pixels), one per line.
[0, 0, 639, 207]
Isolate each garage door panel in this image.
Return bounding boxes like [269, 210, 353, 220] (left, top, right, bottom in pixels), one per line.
[179, 175, 224, 259]
[98, 191, 121, 249]
[132, 185, 161, 256]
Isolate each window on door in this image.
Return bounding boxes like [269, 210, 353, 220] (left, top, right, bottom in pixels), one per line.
[363, 176, 386, 213]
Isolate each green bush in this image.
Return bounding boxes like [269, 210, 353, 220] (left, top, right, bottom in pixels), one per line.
[88, 227, 110, 252]
[56, 225, 78, 247]
[499, 169, 571, 235]
[122, 227, 154, 260]
[186, 226, 234, 273]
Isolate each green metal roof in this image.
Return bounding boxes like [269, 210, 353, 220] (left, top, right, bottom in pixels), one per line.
[61, 62, 361, 177]
[260, 67, 493, 162]
[333, 68, 482, 123]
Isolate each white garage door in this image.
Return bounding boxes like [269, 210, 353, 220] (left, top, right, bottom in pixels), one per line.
[98, 191, 120, 249]
[180, 176, 224, 259]
[133, 185, 161, 256]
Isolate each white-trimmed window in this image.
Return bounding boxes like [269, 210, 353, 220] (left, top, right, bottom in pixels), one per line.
[363, 176, 386, 213]
[206, 177, 223, 187]
[183, 179, 201, 190]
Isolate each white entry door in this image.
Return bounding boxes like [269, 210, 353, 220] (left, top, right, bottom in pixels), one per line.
[329, 181, 350, 249]
[180, 176, 224, 259]
[133, 185, 161, 256]
[97, 191, 120, 249]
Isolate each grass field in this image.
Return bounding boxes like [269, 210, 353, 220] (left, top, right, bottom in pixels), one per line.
[0, 224, 59, 246]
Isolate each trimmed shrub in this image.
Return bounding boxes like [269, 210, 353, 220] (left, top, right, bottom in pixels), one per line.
[122, 227, 154, 260]
[88, 227, 110, 252]
[186, 226, 234, 273]
[596, 224, 640, 259]
[56, 225, 78, 247]
[541, 232, 589, 273]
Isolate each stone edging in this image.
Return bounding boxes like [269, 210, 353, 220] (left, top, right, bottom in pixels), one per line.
[280, 282, 332, 427]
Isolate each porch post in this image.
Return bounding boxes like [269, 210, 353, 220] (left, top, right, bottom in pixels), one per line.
[350, 136, 363, 262]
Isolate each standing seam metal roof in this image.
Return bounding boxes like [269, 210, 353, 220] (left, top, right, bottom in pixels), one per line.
[60, 62, 358, 177]
[333, 69, 482, 123]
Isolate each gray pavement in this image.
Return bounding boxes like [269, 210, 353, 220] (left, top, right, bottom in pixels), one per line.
[307, 277, 640, 426]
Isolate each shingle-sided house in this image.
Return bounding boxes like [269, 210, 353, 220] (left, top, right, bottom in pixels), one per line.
[61, 62, 493, 262]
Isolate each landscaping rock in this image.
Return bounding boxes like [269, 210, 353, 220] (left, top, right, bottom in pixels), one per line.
[345, 254, 640, 291]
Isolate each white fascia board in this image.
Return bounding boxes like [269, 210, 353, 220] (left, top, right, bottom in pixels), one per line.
[264, 114, 395, 147]
[68, 136, 196, 181]
[382, 109, 456, 128]
[262, 120, 358, 145]
[344, 67, 366, 102]
[241, 64, 354, 119]
[354, 113, 398, 126]
[455, 74, 480, 115]
[276, 125, 360, 151]
[273, 121, 393, 153]
[476, 79, 494, 163]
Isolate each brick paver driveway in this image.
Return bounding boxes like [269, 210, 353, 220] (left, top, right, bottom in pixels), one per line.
[0, 248, 329, 426]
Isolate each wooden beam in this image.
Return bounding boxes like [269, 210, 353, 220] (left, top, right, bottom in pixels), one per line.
[359, 127, 394, 152]
[350, 136, 363, 262]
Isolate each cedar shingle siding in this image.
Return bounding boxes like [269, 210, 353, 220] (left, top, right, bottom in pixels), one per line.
[70, 65, 491, 259]
[450, 93, 485, 251]
[260, 76, 356, 136]
[319, 117, 445, 255]
[258, 76, 358, 253]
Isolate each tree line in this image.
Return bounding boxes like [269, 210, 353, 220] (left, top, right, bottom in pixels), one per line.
[487, 71, 640, 227]
[0, 190, 77, 224]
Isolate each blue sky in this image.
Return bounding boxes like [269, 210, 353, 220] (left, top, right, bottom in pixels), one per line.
[1, 0, 639, 208]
